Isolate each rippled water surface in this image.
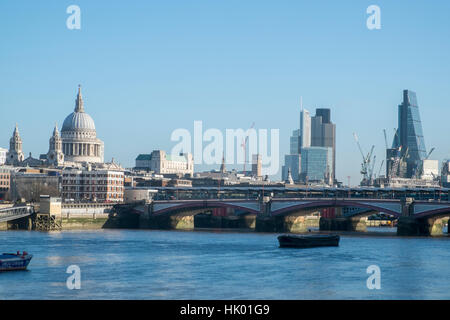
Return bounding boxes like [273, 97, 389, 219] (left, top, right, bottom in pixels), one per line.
[1, 229, 450, 299]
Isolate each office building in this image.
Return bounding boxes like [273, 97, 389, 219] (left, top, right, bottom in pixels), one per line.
[290, 129, 300, 155]
[310, 108, 336, 182]
[299, 108, 311, 149]
[392, 90, 427, 178]
[300, 147, 333, 185]
[282, 154, 301, 182]
[442, 161, 450, 188]
[252, 154, 262, 177]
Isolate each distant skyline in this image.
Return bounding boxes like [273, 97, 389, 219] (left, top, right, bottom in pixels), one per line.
[1, 1, 449, 184]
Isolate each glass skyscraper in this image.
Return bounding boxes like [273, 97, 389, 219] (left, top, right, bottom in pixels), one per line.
[289, 129, 300, 155]
[310, 109, 336, 183]
[393, 90, 427, 177]
[300, 147, 333, 184]
[282, 154, 301, 182]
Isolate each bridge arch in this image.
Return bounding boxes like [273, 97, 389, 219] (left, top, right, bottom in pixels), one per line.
[152, 200, 260, 216]
[270, 199, 402, 217]
[413, 206, 450, 219]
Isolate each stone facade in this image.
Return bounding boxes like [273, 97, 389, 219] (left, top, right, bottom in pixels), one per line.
[5, 86, 105, 168]
[47, 124, 65, 166]
[60, 86, 104, 163]
[6, 124, 24, 166]
[135, 150, 193, 176]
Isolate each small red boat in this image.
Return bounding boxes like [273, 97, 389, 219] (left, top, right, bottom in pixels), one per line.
[0, 251, 33, 271]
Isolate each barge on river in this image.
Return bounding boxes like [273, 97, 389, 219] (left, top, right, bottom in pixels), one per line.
[278, 234, 340, 248]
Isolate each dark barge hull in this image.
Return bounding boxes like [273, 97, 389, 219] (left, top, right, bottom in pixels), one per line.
[278, 234, 340, 248]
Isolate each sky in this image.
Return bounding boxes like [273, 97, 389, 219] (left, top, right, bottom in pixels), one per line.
[1, 1, 449, 184]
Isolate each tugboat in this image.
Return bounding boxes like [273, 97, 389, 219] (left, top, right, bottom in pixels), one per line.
[278, 234, 340, 248]
[0, 251, 33, 271]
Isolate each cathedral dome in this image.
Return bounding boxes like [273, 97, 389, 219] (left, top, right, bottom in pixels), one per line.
[62, 111, 96, 132]
[61, 85, 96, 133]
[59, 85, 104, 164]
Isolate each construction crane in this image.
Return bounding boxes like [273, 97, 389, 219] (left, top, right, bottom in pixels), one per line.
[383, 129, 389, 150]
[353, 132, 375, 183]
[377, 159, 385, 179]
[353, 132, 368, 179]
[368, 155, 377, 184]
[393, 128, 400, 147]
[241, 122, 255, 175]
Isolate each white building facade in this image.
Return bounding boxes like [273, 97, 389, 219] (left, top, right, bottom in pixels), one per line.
[300, 108, 311, 149]
[422, 159, 439, 181]
[0, 148, 7, 165]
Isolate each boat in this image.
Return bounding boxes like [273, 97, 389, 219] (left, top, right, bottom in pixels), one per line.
[278, 234, 340, 248]
[0, 251, 33, 271]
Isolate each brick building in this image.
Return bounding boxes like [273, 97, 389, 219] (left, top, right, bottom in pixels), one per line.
[62, 169, 124, 202]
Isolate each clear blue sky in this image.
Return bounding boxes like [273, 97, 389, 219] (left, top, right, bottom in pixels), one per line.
[1, 1, 449, 184]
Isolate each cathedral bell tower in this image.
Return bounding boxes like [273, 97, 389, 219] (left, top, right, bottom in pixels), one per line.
[47, 124, 65, 166]
[6, 124, 25, 166]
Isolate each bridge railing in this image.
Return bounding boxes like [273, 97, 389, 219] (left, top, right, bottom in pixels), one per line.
[0, 206, 34, 222]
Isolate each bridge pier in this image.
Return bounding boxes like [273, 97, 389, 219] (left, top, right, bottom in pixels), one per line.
[397, 216, 447, 237]
[194, 214, 256, 229]
[144, 215, 194, 230]
[255, 214, 319, 233]
[319, 217, 367, 232]
[4, 215, 33, 230]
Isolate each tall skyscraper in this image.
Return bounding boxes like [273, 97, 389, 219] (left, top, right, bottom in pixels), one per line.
[392, 90, 427, 178]
[283, 102, 336, 185]
[252, 154, 262, 177]
[300, 146, 333, 185]
[289, 129, 300, 155]
[300, 108, 311, 149]
[310, 108, 336, 183]
[282, 154, 301, 182]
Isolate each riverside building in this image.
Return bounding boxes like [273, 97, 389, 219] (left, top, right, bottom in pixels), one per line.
[135, 150, 194, 177]
[61, 168, 124, 202]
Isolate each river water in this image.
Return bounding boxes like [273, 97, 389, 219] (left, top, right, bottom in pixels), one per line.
[1, 229, 450, 300]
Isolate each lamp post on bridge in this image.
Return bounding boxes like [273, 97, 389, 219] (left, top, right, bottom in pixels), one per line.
[347, 176, 351, 198]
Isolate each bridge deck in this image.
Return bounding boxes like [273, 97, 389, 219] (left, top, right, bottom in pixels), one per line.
[0, 206, 34, 223]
